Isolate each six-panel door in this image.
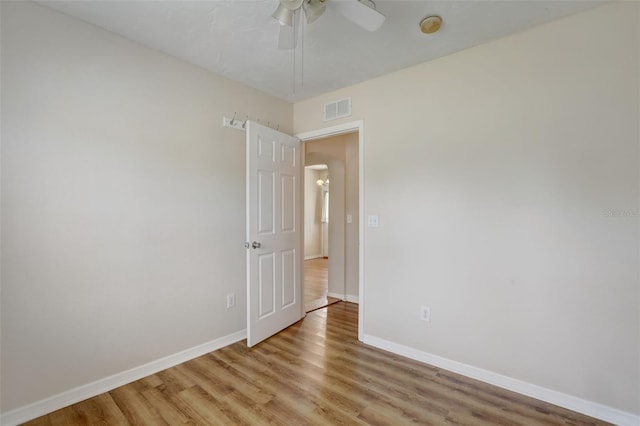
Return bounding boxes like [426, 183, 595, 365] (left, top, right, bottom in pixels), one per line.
[246, 121, 303, 347]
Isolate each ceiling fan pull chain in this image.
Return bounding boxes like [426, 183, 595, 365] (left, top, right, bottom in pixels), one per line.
[301, 12, 304, 89]
[292, 9, 296, 94]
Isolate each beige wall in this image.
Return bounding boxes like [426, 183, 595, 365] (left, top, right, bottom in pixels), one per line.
[344, 135, 359, 299]
[2, 0, 638, 420]
[1, 1, 292, 413]
[304, 168, 324, 258]
[295, 2, 639, 415]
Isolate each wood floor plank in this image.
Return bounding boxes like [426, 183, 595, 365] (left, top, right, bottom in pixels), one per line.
[47, 406, 86, 426]
[304, 258, 340, 312]
[160, 366, 198, 391]
[258, 396, 319, 425]
[140, 386, 197, 425]
[24, 302, 612, 426]
[197, 355, 274, 405]
[138, 374, 163, 390]
[109, 382, 169, 425]
[174, 385, 236, 426]
[249, 344, 366, 418]
[209, 348, 326, 417]
[174, 360, 235, 400]
[71, 393, 130, 425]
[20, 417, 50, 426]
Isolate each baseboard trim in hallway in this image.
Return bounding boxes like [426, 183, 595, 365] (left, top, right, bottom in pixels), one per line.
[306, 296, 341, 313]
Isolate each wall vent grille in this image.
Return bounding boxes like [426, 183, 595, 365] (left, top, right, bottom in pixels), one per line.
[324, 97, 352, 121]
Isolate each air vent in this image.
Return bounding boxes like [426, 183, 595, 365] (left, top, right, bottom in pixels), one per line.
[324, 97, 351, 121]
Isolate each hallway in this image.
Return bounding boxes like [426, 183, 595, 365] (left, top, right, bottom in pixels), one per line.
[304, 258, 339, 312]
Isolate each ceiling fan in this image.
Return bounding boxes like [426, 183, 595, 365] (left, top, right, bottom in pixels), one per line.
[272, 0, 386, 49]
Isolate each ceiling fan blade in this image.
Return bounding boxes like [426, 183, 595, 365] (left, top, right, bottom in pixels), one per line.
[327, 0, 386, 32]
[277, 10, 301, 50]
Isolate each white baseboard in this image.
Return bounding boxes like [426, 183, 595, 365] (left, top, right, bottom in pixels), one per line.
[304, 254, 323, 260]
[327, 292, 359, 303]
[1, 329, 247, 426]
[362, 334, 639, 426]
[345, 294, 359, 303]
[7, 330, 634, 426]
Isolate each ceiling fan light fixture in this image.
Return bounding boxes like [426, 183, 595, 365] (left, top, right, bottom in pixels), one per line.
[273, 3, 296, 26]
[302, 0, 326, 24]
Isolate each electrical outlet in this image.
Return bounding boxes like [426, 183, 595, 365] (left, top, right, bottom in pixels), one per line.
[227, 293, 236, 309]
[420, 305, 431, 322]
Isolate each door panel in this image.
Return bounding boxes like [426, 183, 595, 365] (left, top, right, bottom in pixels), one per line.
[247, 121, 303, 347]
[258, 252, 275, 318]
[281, 249, 296, 308]
[281, 174, 295, 232]
[258, 170, 274, 234]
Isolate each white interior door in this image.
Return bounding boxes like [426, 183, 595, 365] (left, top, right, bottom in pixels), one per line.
[246, 121, 303, 347]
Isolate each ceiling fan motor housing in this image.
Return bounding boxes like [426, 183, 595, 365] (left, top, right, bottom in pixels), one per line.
[280, 0, 304, 11]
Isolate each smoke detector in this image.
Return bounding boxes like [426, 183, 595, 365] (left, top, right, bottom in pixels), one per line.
[420, 16, 442, 34]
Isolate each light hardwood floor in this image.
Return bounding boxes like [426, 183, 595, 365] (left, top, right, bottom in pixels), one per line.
[304, 257, 339, 312]
[25, 302, 608, 426]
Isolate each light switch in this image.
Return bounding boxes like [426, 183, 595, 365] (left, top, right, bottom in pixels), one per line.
[367, 214, 379, 228]
[346, 214, 353, 224]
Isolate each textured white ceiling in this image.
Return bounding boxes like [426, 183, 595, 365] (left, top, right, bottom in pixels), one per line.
[40, 0, 604, 103]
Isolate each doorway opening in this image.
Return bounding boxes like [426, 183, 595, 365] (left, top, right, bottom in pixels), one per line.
[303, 164, 339, 312]
[301, 129, 360, 317]
[245, 119, 364, 346]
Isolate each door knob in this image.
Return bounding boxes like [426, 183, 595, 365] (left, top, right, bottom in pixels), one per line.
[251, 241, 261, 249]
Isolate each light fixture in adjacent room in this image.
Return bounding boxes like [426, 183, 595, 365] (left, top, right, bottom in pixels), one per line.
[420, 15, 442, 34]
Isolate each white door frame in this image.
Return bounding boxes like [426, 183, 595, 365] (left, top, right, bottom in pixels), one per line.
[296, 120, 365, 342]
